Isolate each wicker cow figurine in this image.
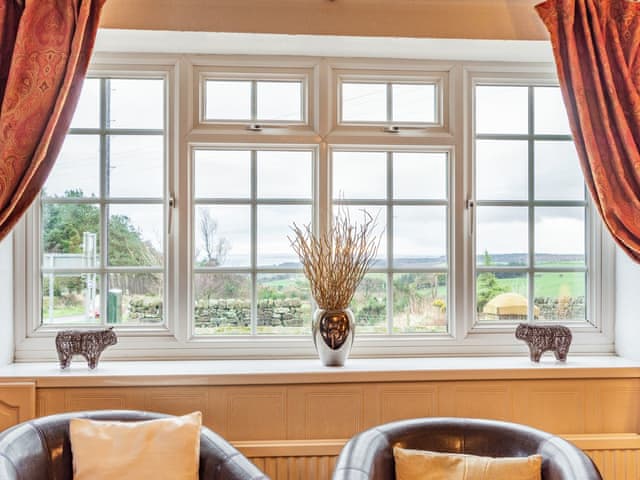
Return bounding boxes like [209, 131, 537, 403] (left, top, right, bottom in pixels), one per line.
[515, 323, 572, 362]
[55, 327, 118, 369]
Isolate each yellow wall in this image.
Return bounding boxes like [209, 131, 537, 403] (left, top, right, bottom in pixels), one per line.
[99, 0, 548, 41]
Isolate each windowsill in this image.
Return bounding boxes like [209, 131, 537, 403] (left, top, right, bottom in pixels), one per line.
[0, 355, 638, 388]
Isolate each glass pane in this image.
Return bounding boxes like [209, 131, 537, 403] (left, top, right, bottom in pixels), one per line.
[205, 80, 251, 120]
[107, 273, 163, 325]
[257, 150, 312, 199]
[476, 272, 528, 322]
[337, 205, 386, 267]
[476, 140, 528, 201]
[194, 150, 250, 199]
[534, 86, 571, 135]
[108, 135, 163, 198]
[341, 83, 386, 122]
[108, 205, 163, 266]
[42, 203, 100, 266]
[257, 273, 312, 335]
[44, 135, 100, 198]
[333, 151, 386, 199]
[393, 206, 447, 268]
[257, 81, 303, 121]
[535, 207, 585, 265]
[392, 84, 436, 123]
[194, 205, 250, 267]
[351, 273, 387, 334]
[194, 273, 251, 335]
[393, 152, 447, 200]
[41, 274, 100, 325]
[535, 141, 584, 201]
[476, 85, 528, 135]
[477, 207, 528, 266]
[109, 78, 164, 129]
[393, 273, 447, 333]
[258, 205, 311, 267]
[70, 78, 100, 129]
[534, 272, 586, 321]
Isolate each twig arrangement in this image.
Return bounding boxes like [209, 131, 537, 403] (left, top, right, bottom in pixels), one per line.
[289, 209, 381, 311]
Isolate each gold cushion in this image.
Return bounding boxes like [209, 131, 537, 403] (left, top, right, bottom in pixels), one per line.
[70, 412, 202, 480]
[393, 446, 542, 480]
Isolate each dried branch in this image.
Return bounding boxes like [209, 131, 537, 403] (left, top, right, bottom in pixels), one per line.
[289, 208, 381, 310]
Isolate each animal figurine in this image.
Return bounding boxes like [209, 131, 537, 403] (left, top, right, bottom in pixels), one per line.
[515, 323, 572, 362]
[55, 327, 118, 369]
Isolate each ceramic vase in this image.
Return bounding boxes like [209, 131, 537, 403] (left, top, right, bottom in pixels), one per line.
[312, 308, 355, 366]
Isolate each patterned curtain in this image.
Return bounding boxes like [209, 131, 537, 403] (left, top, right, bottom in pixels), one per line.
[536, 0, 640, 263]
[0, 0, 106, 242]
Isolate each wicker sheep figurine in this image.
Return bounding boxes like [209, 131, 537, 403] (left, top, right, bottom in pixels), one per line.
[55, 327, 117, 369]
[515, 323, 572, 362]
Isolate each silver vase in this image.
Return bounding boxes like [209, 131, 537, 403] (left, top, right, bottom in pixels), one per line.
[312, 308, 355, 367]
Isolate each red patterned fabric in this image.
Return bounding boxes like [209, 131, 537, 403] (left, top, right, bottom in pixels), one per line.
[536, 0, 640, 263]
[0, 0, 106, 242]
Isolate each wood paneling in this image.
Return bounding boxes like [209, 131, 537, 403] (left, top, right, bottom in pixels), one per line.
[0, 382, 35, 432]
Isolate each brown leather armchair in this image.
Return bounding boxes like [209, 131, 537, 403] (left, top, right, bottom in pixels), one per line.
[332, 417, 602, 480]
[0, 410, 268, 480]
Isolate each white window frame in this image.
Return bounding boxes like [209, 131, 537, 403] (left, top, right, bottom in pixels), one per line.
[12, 55, 615, 362]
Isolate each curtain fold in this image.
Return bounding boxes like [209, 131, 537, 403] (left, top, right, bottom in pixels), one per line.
[0, 0, 106, 242]
[536, 0, 640, 263]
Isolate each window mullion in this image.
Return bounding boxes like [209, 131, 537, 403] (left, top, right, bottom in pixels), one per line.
[527, 86, 535, 323]
[250, 150, 258, 335]
[386, 151, 393, 335]
[100, 78, 109, 328]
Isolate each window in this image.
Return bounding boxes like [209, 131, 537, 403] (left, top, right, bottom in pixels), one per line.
[40, 77, 166, 328]
[14, 55, 613, 361]
[474, 84, 588, 325]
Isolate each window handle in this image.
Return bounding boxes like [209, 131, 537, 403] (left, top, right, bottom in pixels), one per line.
[466, 199, 475, 237]
[168, 195, 175, 235]
[246, 124, 262, 132]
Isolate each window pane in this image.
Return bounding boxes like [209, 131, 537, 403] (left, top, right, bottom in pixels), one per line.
[392, 84, 436, 123]
[393, 273, 447, 333]
[44, 135, 100, 198]
[476, 140, 528, 201]
[477, 207, 528, 266]
[535, 207, 585, 265]
[108, 135, 163, 198]
[534, 272, 586, 322]
[338, 205, 386, 267]
[394, 206, 447, 268]
[41, 274, 100, 325]
[194, 150, 250, 199]
[70, 78, 100, 129]
[205, 80, 251, 120]
[257, 205, 311, 267]
[352, 273, 387, 333]
[107, 273, 163, 325]
[476, 85, 528, 134]
[257, 150, 312, 199]
[108, 205, 163, 266]
[476, 272, 528, 322]
[341, 83, 386, 122]
[194, 273, 251, 335]
[257, 81, 303, 121]
[109, 78, 164, 130]
[333, 151, 386, 199]
[194, 205, 250, 267]
[534, 86, 571, 135]
[393, 152, 447, 200]
[535, 141, 584, 201]
[257, 273, 312, 335]
[42, 203, 100, 266]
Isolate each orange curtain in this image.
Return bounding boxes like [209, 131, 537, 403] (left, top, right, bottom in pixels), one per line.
[537, 0, 640, 262]
[0, 0, 106, 242]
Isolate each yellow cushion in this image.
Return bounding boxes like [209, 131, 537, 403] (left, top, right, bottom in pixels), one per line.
[393, 446, 542, 480]
[70, 412, 202, 480]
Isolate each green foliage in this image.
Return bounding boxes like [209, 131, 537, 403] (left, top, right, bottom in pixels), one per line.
[476, 250, 507, 312]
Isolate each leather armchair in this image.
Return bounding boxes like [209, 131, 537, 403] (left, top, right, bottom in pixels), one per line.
[333, 417, 602, 480]
[0, 410, 268, 480]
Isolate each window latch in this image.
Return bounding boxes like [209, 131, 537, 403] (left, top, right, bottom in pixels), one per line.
[383, 125, 400, 134]
[466, 199, 475, 237]
[246, 124, 263, 132]
[168, 195, 176, 235]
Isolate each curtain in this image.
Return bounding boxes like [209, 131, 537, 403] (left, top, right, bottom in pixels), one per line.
[536, 0, 640, 263]
[0, 0, 106, 242]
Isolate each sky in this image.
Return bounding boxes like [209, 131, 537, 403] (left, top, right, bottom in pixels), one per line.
[43, 78, 586, 269]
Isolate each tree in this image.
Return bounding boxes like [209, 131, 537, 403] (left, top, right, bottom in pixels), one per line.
[198, 208, 229, 267]
[476, 250, 507, 312]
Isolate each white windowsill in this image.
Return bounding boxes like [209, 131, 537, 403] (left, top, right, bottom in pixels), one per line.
[0, 356, 638, 388]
